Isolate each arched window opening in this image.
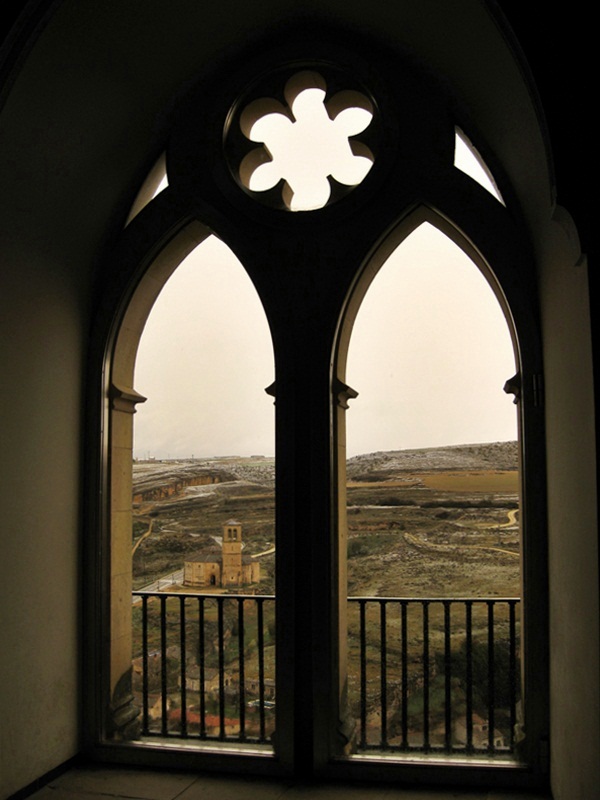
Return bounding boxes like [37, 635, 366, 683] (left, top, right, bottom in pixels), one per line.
[96, 38, 549, 786]
[129, 235, 276, 749]
[342, 222, 521, 760]
[454, 128, 505, 205]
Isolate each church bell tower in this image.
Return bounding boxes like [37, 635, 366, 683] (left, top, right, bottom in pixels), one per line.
[221, 519, 243, 586]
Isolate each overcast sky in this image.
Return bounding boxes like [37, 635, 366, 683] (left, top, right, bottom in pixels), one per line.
[132, 89, 516, 460]
[345, 223, 516, 456]
[133, 235, 275, 460]
[132, 223, 516, 460]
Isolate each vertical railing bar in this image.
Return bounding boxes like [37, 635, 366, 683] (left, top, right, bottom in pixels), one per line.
[380, 600, 388, 748]
[359, 600, 367, 750]
[141, 596, 149, 735]
[509, 599, 517, 752]
[160, 595, 168, 737]
[401, 601, 408, 750]
[444, 601, 452, 752]
[487, 600, 495, 754]
[257, 598, 266, 742]
[218, 598, 225, 740]
[179, 596, 187, 737]
[423, 600, 430, 752]
[238, 597, 246, 740]
[198, 596, 206, 739]
[466, 600, 473, 753]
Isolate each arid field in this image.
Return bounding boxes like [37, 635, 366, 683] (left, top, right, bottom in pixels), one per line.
[131, 442, 520, 743]
[132, 442, 520, 599]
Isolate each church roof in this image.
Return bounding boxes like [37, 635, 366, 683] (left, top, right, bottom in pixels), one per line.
[184, 546, 256, 565]
[185, 546, 221, 563]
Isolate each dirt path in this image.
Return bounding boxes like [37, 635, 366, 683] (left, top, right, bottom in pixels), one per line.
[403, 529, 519, 558]
[499, 508, 519, 527]
[254, 546, 276, 558]
[132, 518, 154, 556]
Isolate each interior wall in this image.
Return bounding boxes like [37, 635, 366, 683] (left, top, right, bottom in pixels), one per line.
[0, 8, 93, 793]
[539, 207, 600, 800]
[0, 247, 83, 798]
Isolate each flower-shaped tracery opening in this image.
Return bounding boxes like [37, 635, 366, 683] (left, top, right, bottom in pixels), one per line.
[238, 71, 374, 211]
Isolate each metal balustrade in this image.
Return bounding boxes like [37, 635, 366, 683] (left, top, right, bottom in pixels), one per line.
[347, 597, 520, 756]
[132, 591, 275, 744]
[131, 591, 520, 758]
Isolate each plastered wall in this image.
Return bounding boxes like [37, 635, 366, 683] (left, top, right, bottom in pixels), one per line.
[0, 249, 83, 798]
[540, 209, 600, 800]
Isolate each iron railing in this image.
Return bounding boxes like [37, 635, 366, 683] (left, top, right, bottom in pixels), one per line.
[348, 597, 520, 756]
[131, 591, 520, 757]
[132, 591, 275, 744]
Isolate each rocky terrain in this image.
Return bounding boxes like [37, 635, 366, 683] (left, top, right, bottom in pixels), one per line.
[133, 456, 274, 501]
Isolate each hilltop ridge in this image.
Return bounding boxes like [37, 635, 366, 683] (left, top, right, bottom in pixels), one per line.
[133, 441, 518, 498]
[347, 441, 517, 481]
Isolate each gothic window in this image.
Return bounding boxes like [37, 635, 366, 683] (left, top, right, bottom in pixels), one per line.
[97, 34, 548, 789]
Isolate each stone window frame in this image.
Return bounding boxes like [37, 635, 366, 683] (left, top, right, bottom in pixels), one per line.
[86, 32, 549, 788]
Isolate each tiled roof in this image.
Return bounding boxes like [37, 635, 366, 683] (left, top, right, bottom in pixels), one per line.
[185, 547, 221, 562]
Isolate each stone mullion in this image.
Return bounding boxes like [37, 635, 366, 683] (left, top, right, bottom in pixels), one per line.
[332, 379, 359, 755]
[108, 383, 146, 739]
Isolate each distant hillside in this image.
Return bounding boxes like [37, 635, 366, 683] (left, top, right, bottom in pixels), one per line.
[132, 457, 274, 502]
[347, 441, 518, 482]
[133, 443, 517, 498]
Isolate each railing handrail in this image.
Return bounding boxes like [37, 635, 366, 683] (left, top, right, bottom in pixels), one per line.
[132, 589, 275, 601]
[131, 589, 521, 603]
[132, 590, 518, 602]
[348, 596, 520, 602]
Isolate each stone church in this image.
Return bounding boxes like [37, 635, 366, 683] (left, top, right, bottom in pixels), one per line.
[183, 520, 260, 588]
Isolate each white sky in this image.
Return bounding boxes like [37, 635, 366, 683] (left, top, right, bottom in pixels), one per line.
[133, 224, 516, 460]
[345, 223, 516, 456]
[132, 89, 516, 460]
[133, 236, 275, 460]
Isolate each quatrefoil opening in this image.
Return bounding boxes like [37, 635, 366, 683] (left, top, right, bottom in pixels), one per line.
[238, 71, 375, 211]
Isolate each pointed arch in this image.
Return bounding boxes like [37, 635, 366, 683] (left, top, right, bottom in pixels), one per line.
[344, 220, 517, 454]
[335, 207, 520, 390]
[96, 195, 276, 748]
[333, 204, 547, 769]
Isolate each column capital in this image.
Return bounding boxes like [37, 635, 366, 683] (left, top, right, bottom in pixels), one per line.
[333, 378, 358, 409]
[503, 373, 521, 404]
[110, 383, 147, 414]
